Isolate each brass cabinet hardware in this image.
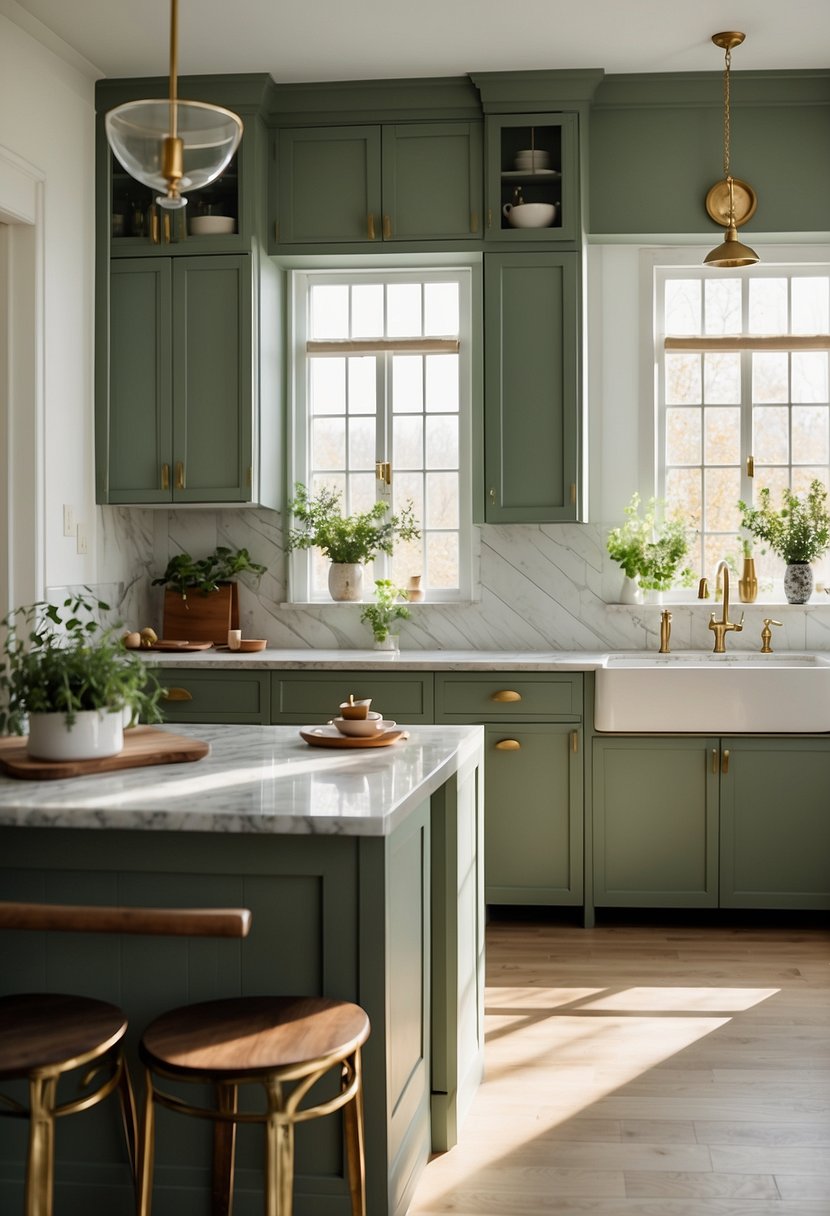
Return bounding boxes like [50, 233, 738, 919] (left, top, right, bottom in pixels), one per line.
[470, 211, 479, 234]
[150, 206, 160, 245]
[383, 214, 392, 239]
[490, 690, 521, 703]
[367, 213, 376, 241]
[161, 463, 170, 491]
[163, 688, 193, 702]
[375, 460, 391, 485]
[747, 454, 755, 477]
[712, 749, 718, 775]
[722, 748, 730, 775]
[570, 730, 579, 754]
[570, 483, 577, 505]
[175, 461, 185, 491]
[494, 738, 521, 751]
[162, 211, 171, 244]
[760, 617, 783, 653]
[489, 487, 496, 503]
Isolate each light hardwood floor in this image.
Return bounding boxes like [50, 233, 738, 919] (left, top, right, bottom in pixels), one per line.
[410, 914, 830, 1216]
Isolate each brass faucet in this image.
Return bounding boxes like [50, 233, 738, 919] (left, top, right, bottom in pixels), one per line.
[658, 609, 672, 653]
[708, 561, 744, 653]
[760, 618, 783, 653]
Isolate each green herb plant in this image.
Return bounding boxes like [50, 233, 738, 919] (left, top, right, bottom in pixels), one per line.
[360, 580, 411, 644]
[607, 493, 695, 592]
[287, 484, 420, 565]
[0, 592, 164, 735]
[152, 546, 266, 600]
[738, 480, 830, 564]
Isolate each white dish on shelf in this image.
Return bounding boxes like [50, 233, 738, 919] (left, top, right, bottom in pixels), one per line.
[189, 215, 236, 235]
[502, 169, 560, 178]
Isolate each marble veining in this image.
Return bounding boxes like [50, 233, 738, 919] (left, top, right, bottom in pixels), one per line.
[0, 724, 483, 837]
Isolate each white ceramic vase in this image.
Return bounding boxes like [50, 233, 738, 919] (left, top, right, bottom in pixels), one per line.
[328, 563, 363, 602]
[784, 562, 813, 604]
[642, 588, 664, 605]
[619, 576, 642, 605]
[27, 709, 124, 762]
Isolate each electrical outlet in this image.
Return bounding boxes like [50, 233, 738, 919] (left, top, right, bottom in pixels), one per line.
[63, 504, 75, 537]
[76, 524, 88, 556]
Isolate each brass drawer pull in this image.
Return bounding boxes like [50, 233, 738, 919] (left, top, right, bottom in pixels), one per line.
[175, 461, 185, 491]
[490, 690, 522, 703]
[712, 749, 718, 775]
[571, 730, 579, 754]
[383, 214, 392, 239]
[367, 213, 376, 241]
[494, 738, 521, 751]
[161, 463, 170, 491]
[163, 687, 193, 702]
[722, 748, 730, 775]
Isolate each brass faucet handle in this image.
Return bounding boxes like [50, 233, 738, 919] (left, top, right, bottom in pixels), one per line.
[735, 611, 744, 632]
[760, 618, 783, 653]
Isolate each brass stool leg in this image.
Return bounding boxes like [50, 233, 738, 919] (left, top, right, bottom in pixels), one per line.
[26, 1074, 57, 1216]
[264, 1078, 294, 1216]
[212, 1082, 238, 1216]
[137, 1069, 157, 1216]
[115, 1054, 139, 1186]
[342, 1049, 367, 1216]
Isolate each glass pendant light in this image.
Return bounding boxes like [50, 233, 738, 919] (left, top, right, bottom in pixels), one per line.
[703, 31, 759, 269]
[105, 0, 243, 210]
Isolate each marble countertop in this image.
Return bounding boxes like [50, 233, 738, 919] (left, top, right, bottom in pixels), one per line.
[0, 723, 484, 837]
[143, 648, 608, 671]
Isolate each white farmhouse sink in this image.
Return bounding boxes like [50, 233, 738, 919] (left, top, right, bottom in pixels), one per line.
[594, 651, 830, 733]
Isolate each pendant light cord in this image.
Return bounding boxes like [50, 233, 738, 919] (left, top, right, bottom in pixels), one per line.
[169, 0, 179, 141]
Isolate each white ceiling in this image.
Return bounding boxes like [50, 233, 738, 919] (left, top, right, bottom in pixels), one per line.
[7, 0, 830, 83]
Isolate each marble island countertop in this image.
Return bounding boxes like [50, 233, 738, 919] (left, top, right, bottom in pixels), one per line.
[0, 723, 483, 837]
[144, 648, 608, 671]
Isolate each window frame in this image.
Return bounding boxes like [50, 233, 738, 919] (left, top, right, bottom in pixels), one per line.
[287, 263, 476, 604]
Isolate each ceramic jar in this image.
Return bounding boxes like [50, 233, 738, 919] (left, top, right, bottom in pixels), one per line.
[27, 709, 124, 761]
[328, 563, 363, 602]
[784, 562, 813, 604]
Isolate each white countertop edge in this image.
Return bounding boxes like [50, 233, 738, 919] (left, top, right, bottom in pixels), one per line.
[143, 649, 608, 671]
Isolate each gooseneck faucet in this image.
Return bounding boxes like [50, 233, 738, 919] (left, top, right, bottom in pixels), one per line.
[708, 560, 744, 653]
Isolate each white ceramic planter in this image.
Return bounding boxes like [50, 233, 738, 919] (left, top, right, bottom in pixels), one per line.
[27, 709, 125, 762]
[328, 563, 364, 602]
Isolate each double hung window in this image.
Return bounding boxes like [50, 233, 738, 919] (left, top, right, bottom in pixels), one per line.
[290, 268, 473, 602]
[656, 264, 830, 589]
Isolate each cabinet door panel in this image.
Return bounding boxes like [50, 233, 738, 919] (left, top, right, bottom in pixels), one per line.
[592, 737, 719, 907]
[278, 126, 381, 244]
[172, 256, 252, 502]
[485, 723, 582, 905]
[271, 672, 434, 724]
[107, 260, 173, 503]
[382, 123, 482, 241]
[720, 738, 830, 909]
[484, 253, 579, 522]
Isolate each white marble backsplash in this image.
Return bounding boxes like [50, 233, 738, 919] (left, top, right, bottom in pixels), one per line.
[95, 505, 830, 653]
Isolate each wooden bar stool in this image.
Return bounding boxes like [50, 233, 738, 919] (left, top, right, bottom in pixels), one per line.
[138, 994, 370, 1216]
[0, 900, 251, 1216]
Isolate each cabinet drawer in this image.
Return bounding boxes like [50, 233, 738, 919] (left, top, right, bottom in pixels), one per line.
[158, 670, 270, 724]
[271, 671, 434, 724]
[435, 672, 582, 721]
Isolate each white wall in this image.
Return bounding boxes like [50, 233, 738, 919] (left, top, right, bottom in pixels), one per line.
[0, 11, 97, 595]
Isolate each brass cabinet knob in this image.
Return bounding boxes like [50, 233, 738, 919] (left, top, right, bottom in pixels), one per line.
[490, 690, 522, 703]
[494, 738, 521, 751]
[162, 687, 193, 702]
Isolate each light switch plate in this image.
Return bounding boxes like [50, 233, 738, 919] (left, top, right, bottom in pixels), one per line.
[63, 504, 75, 537]
[76, 524, 88, 556]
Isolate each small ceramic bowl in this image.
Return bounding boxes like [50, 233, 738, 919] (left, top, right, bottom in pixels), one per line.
[238, 639, 267, 652]
[332, 712, 385, 737]
[189, 215, 236, 235]
[339, 698, 372, 720]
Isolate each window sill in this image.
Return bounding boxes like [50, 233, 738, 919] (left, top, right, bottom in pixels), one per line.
[606, 599, 830, 611]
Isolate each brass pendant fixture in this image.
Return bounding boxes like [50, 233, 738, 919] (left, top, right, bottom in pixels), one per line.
[105, 0, 243, 210]
[703, 31, 759, 268]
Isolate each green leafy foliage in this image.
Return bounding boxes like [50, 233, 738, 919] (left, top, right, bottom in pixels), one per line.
[287, 484, 420, 565]
[359, 580, 411, 643]
[0, 592, 164, 736]
[607, 493, 694, 591]
[152, 546, 266, 599]
[738, 480, 830, 565]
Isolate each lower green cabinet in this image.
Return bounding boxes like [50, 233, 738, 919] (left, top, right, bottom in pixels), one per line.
[592, 736, 719, 908]
[158, 670, 270, 723]
[271, 671, 434, 724]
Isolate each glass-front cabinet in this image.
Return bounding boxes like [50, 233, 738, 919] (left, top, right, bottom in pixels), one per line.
[485, 113, 579, 244]
[109, 151, 242, 249]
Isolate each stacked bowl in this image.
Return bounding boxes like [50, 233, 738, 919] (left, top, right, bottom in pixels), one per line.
[514, 148, 550, 173]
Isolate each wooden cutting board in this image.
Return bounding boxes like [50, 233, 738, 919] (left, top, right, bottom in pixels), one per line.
[0, 727, 210, 781]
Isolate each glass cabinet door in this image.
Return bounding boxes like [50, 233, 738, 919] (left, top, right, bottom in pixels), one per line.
[109, 150, 242, 250]
[485, 113, 579, 244]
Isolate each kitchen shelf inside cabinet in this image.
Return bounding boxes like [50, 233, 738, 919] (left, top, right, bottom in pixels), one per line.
[498, 124, 564, 232]
[110, 152, 240, 243]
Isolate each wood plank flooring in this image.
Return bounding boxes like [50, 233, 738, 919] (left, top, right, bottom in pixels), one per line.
[410, 914, 830, 1215]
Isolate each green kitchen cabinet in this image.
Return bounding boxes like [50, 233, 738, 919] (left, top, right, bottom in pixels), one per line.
[484, 113, 580, 245]
[436, 673, 583, 905]
[719, 737, 830, 910]
[157, 670, 271, 724]
[271, 671, 434, 724]
[483, 252, 580, 522]
[275, 122, 482, 245]
[592, 736, 720, 908]
[100, 254, 256, 505]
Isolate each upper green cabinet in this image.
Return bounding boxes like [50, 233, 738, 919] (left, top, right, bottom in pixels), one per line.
[483, 252, 580, 522]
[100, 255, 254, 504]
[485, 113, 579, 245]
[275, 122, 483, 246]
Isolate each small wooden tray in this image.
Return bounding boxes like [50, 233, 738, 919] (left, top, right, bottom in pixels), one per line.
[0, 727, 210, 780]
[299, 725, 407, 749]
[149, 640, 214, 651]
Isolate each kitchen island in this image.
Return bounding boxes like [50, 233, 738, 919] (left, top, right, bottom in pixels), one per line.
[0, 723, 484, 1216]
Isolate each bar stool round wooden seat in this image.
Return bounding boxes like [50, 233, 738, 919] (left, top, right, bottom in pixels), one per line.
[138, 994, 370, 1216]
[0, 991, 135, 1216]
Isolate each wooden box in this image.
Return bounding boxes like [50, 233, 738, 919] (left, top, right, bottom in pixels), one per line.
[162, 583, 239, 644]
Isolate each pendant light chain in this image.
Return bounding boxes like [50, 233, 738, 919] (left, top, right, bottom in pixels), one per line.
[722, 45, 732, 180]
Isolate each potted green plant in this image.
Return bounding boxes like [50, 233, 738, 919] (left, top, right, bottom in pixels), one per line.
[0, 592, 164, 761]
[606, 493, 694, 602]
[152, 546, 266, 642]
[738, 479, 830, 603]
[360, 581, 411, 650]
[287, 484, 420, 602]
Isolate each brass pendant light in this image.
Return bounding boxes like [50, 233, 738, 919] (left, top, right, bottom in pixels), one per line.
[703, 31, 759, 268]
[105, 0, 243, 210]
